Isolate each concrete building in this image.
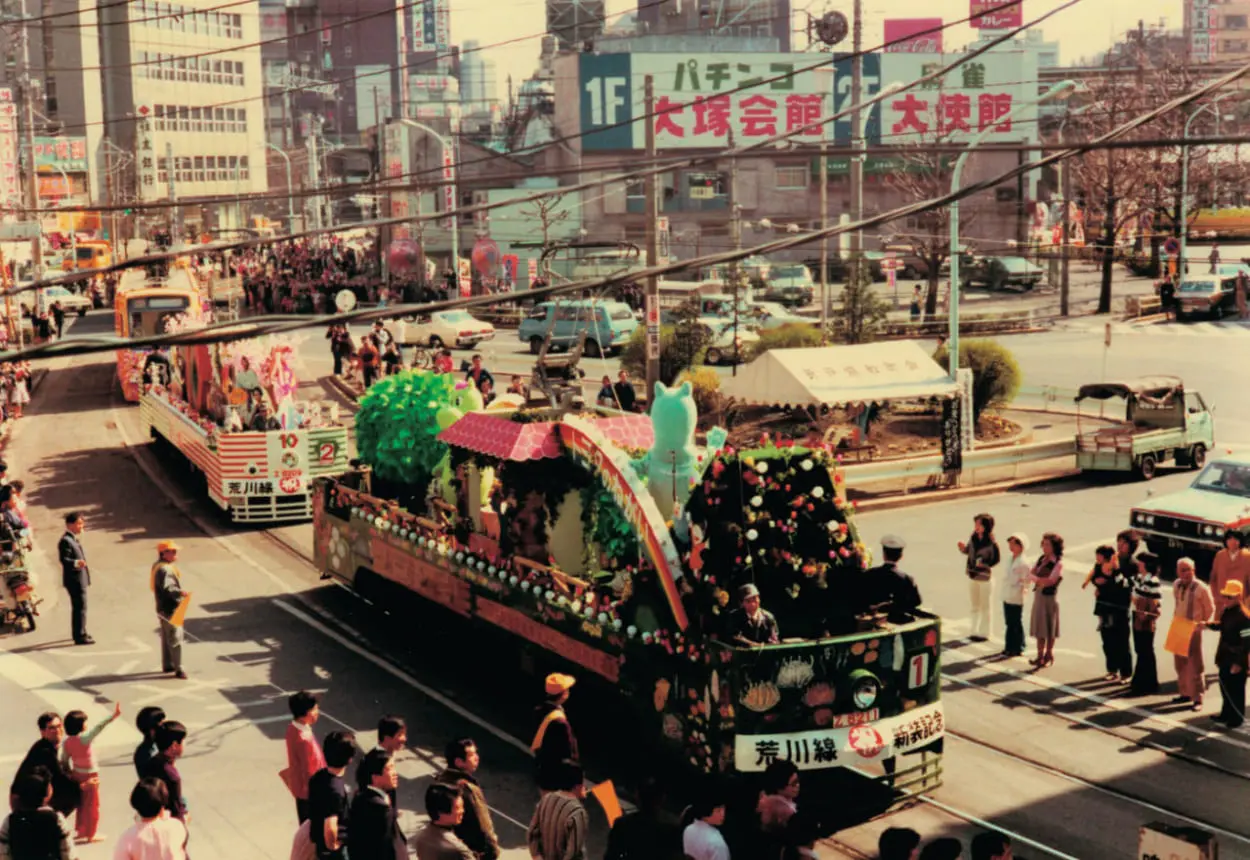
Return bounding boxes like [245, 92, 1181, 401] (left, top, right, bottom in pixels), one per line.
[98, 0, 268, 233]
[635, 0, 791, 51]
[0, 0, 107, 225]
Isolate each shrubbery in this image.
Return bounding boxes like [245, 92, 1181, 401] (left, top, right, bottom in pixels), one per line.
[933, 339, 1021, 420]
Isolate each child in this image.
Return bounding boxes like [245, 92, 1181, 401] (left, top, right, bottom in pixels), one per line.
[133, 705, 167, 778]
[60, 701, 122, 842]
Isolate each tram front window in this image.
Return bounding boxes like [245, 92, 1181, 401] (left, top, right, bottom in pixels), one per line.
[126, 296, 190, 337]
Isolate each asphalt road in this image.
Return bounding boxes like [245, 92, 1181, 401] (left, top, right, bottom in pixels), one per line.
[7, 291, 1250, 858]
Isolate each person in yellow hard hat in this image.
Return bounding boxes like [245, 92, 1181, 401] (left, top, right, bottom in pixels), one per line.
[531, 673, 579, 791]
[150, 540, 188, 679]
[1215, 579, 1250, 728]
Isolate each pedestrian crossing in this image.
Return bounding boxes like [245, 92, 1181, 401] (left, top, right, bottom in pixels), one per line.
[1061, 318, 1250, 338]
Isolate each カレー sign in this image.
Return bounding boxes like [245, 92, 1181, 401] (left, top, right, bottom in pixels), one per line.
[970, 0, 1023, 29]
[734, 701, 944, 772]
[579, 52, 829, 151]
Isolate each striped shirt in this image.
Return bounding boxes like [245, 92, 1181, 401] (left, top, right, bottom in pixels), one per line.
[526, 791, 587, 860]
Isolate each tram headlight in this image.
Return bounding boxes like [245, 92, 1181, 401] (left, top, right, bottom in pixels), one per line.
[848, 670, 880, 710]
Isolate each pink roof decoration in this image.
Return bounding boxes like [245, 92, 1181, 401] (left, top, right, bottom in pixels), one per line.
[438, 412, 654, 462]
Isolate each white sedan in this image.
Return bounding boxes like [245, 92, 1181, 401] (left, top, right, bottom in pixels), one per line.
[21, 286, 92, 316]
[700, 319, 760, 365]
[398, 310, 496, 349]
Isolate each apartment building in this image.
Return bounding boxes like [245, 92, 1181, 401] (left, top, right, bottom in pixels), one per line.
[99, 0, 267, 232]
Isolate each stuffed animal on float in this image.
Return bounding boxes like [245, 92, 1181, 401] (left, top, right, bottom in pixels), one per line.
[433, 381, 488, 504]
[647, 380, 699, 519]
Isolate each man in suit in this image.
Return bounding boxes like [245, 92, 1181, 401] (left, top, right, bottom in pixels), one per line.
[57, 512, 91, 645]
[348, 749, 405, 860]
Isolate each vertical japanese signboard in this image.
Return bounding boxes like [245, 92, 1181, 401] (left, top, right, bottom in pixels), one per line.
[135, 116, 158, 202]
[970, 0, 1023, 28]
[839, 51, 1038, 147]
[442, 147, 456, 229]
[0, 94, 17, 210]
[579, 53, 830, 151]
[940, 397, 962, 474]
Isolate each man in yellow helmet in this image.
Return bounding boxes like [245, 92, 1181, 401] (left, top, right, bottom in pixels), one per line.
[151, 541, 188, 679]
[531, 674, 579, 792]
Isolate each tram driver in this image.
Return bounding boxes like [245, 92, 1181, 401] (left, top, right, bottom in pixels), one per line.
[727, 583, 780, 647]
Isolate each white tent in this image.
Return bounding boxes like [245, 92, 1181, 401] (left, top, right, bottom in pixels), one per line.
[720, 341, 959, 406]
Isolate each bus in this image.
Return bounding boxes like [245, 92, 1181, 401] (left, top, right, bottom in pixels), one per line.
[114, 283, 202, 402]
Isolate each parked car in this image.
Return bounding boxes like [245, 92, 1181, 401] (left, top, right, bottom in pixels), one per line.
[960, 256, 1044, 290]
[881, 245, 931, 280]
[41, 287, 91, 317]
[517, 300, 638, 357]
[397, 310, 496, 349]
[760, 264, 816, 307]
[1175, 275, 1237, 320]
[698, 319, 760, 365]
[747, 301, 817, 330]
[804, 252, 886, 284]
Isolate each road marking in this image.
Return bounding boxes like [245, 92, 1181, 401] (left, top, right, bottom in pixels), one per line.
[66, 664, 96, 680]
[207, 698, 276, 711]
[129, 678, 232, 701]
[944, 650, 1250, 753]
[0, 647, 143, 747]
[945, 733, 1250, 847]
[114, 660, 140, 676]
[51, 635, 151, 658]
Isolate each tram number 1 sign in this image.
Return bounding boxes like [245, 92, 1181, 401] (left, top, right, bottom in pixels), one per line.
[907, 652, 930, 688]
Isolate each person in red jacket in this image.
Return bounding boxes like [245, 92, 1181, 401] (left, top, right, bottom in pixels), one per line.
[284, 691, 325, 823]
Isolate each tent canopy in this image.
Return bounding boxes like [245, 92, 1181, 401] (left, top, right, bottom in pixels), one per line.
[720, 341, 958, 406]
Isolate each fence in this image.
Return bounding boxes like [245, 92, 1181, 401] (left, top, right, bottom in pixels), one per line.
[842, 436, 1077, 492]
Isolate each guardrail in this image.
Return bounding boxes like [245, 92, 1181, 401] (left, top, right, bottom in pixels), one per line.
[842, 437, 1077, 491]
[1013, 384, 1080, 412]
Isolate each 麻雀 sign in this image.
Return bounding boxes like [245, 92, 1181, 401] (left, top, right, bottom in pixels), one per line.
[579, 52, 829, 151]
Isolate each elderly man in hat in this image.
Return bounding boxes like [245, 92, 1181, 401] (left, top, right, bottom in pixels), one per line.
[727, 583, 780, 647]
[858, 535, 923, 623]
[531, 673, 579, 792]
[150, 540, 188, 679]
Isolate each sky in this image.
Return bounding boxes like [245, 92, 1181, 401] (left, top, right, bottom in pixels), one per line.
[451, 0, 1180, 105]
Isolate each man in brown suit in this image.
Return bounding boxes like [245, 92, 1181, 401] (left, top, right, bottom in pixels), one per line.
[435, 738, 499, 860]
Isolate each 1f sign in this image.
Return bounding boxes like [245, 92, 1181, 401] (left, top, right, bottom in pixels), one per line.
[584, 76, 628, 126]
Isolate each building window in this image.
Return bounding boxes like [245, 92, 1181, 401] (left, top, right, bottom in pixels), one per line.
[193, 156, 204, 182]
[237, 108, 247, 132]
[775, 165, 808, 189]
[1226, 14, 1248, 28]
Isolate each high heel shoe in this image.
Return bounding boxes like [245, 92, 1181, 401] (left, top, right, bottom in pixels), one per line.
[1029, 657, 1045, 666]
[1043, 655, 1055, 667]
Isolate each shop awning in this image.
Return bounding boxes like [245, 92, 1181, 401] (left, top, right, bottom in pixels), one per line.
[720, 341, 959, 406]
[438, 412, 654, 461]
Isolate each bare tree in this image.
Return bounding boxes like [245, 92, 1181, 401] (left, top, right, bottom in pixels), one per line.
[521, 192, 570, 248]
[887, 142, 979, 319]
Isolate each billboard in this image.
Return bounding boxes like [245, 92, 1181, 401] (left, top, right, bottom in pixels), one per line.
[579, 53, 830, 151]
[883, 19, 944, 53]
[34, 137, 88, 173]
[970, 0, 1023, 29]
[835, 51, 1038, 147]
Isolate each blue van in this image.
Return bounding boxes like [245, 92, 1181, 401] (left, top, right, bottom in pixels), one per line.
[517, 300, 639, 357]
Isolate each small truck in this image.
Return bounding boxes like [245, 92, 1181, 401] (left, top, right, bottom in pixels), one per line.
[1075, 376, 1214, 480]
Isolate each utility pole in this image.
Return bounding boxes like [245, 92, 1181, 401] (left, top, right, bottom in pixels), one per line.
[165, 141, 179, 240]
[375, 87, 388, 279]
[643, 75, 660, 407]
[306, 118, 322, 231]
[728, 133, 742, 375]
[1060, 160, 1071, 316]
[848, 0, 864, 285]
[17, 8, 41, 316]
[819, 96, 830, 343]
[104, 136, 117, 247]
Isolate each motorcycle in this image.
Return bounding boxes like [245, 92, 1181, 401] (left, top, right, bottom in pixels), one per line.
[1, 568, 37, 633]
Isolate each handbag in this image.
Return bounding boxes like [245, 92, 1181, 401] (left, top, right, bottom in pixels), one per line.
[1165, 583, 1200, 657]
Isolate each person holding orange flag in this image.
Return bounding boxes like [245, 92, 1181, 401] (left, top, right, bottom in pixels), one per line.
[151, 540, 190, 679]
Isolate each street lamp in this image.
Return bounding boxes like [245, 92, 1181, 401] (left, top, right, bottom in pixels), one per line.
[1179, 94, 1238, 276]
[264, 142, 295, 235]
[397, 118, 459, 276]
[949, 80, 1077, 378]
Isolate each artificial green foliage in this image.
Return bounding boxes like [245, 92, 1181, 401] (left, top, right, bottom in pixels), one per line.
[581, 482, 641, 566]
[355, 370, 458, 491]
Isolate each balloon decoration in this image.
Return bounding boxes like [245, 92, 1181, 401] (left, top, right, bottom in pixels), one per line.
[355, 370, 460, 490]
[471, 238, 501, 278]
[387, 239, 422, 276]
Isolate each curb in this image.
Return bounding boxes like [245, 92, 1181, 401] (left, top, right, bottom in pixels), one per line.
[854, 466, 1081, 512]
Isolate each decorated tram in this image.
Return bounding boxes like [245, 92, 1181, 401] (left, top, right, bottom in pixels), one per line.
[312, 372, 943, 809]
[140, 335, 349, 522]
[113, 281, 203, 402]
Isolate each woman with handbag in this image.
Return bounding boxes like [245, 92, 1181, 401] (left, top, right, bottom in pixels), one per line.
[957, 513, 1000, 642]
[1029, 532, 1065, 668]
[1169, 557, 1214, 712]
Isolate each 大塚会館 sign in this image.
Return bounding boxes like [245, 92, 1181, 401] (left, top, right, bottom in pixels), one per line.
[831, 50, 1039, 148]
[33, 137, 88, 173]
[579, 52, 830, 151]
